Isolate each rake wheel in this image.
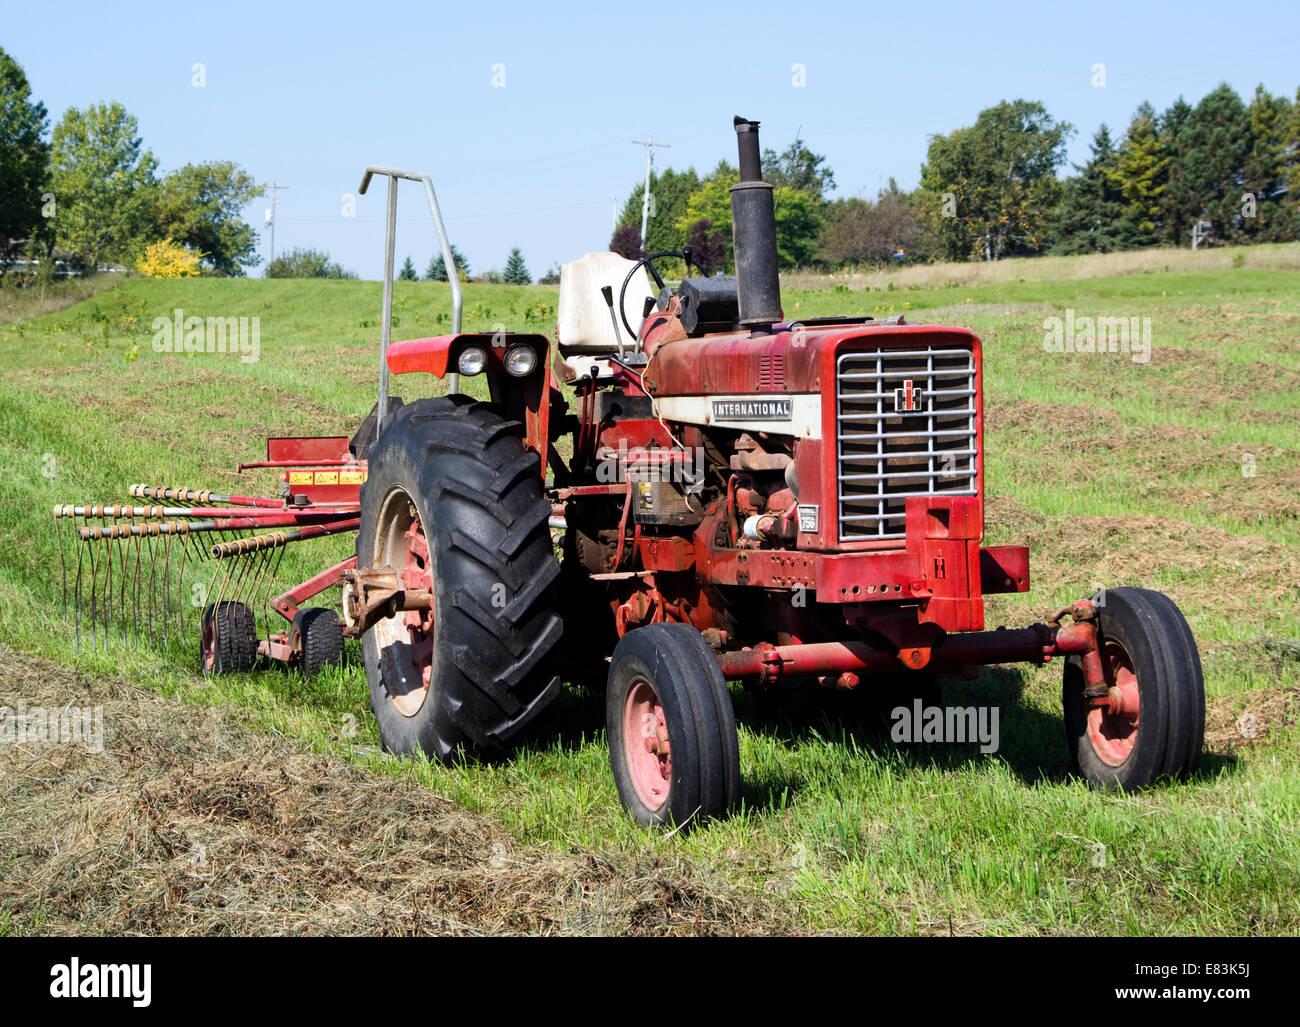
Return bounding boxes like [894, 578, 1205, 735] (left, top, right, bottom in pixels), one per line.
[296, 607, 344, 681]
[200, 601, 257, 676]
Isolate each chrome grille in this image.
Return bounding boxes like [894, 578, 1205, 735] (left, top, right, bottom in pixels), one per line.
[836, 347, 977, 541]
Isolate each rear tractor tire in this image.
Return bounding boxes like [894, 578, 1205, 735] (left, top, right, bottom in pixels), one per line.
[606, 623, 741, 829]
[1063, 586, 1204, 789]
[357, 395, 564, 762]
[199, 601, 257, 676]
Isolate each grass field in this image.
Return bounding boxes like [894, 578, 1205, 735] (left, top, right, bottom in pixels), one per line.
[1, 247, 1297, 935]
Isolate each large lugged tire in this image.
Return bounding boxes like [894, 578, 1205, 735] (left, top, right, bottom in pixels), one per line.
[1063, 587, 1204, 789]
[606, 623, 741, 829]
[358, 395, 564, 761]
[200, 601, 257, 676]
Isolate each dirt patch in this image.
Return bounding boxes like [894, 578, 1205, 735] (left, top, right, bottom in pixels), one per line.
[1008, 515, 1299, 639]
[1204, 684, 1299, 755]
[0, 647, 795, 936]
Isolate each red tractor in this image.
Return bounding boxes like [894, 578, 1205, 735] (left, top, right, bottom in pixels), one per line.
[341, 118, 1205, 827]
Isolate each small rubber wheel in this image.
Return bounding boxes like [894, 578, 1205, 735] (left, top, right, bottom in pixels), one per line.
[606, 623, 741, 829]
[1063, 587, 1204, 788]
[200, 601, 257, 676]
[296, 607, 344, 680]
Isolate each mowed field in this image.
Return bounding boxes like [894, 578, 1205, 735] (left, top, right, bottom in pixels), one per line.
[0, 247, 1297, 936]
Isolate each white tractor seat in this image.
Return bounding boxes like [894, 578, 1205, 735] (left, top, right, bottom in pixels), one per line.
[557, 252, 654, 357]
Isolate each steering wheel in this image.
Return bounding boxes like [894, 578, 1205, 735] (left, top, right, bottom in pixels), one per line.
[617, 247, 693, 341]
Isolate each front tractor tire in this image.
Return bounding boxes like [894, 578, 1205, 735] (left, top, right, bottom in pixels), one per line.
[606, 623, 741, 829]
[357, 395, 564, 762]
[1063, 587, 1205, 789]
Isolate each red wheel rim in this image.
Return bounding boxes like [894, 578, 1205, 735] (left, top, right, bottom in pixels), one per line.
[622, 677, 671, 811]
[1087, 640, 1140, 766]
[201, 612, 216, 673]
[372, 491, 435, 718]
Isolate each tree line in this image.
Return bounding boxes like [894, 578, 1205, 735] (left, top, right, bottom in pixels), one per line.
[0, 47, 264, 279]
[612, 82, 1300, 270]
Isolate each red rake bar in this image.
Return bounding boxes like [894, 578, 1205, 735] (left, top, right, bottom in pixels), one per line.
[209, 518, 361, 559]
[129, 485, 285, 509]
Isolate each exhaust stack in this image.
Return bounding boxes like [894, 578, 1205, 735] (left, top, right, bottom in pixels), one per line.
[729, 117, 782, 329]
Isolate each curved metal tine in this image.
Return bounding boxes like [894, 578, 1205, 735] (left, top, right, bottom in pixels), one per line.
[132, 529, 143, 647]
[74, 542, 85, 655]
[248, 545, 276, 636]
[145, 532, 157, 647]
[103, 523, 112, 642]
[116, 531, 130, 646]
[87, 534, 98, 652]
[59, 517, 69, 620]
[264, 544, 287, 643]
[161, 533, 172, 650]
[176, 532, 188, 642]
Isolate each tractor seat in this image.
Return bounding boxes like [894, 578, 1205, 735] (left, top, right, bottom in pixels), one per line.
[556, 251, 654, 357]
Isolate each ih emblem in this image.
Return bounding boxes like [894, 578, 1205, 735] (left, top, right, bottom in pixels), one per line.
[894, 379, 924, 413]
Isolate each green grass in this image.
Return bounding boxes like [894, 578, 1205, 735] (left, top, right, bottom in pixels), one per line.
[1, 255, 1297, 935]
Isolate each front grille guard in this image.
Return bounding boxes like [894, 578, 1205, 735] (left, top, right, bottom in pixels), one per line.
[835, 347, 978, 541]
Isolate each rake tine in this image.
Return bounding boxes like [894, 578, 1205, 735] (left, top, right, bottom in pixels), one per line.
[132, 530, 143, 648]
[59, 518, 69, 620]
[104, 523, 114, 640]
[160, 533, 170, 650]
[87, 535, 98, 652]
[145, 532, 157, 647]
[74, 543, 85, 655]
[176, 532, 187, 642]
[116, 531, 129, 646]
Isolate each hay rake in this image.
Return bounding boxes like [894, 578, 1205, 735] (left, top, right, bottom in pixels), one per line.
[53, 434, 367, 678]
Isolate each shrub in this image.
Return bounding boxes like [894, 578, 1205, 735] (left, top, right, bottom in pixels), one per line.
[135, 238, 204, 278]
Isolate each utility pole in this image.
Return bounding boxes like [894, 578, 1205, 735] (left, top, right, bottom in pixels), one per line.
[266, 182, 289, 264]
[630, 137, 669, 253]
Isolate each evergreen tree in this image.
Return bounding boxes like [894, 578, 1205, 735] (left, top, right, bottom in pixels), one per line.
[502, 247, 530, 285]
[616, 166, 702, 260]
[1176, 84, 1251, 244]
[398, 255, 418, 281]
[1241, 85, 1295, 242]
[1108, 104, 1169, 246]
[425, 244, 469, 281]
[1049, 125, 1139, 254]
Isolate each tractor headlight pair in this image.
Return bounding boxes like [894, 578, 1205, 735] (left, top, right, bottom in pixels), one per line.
[455, 343, 537, 377]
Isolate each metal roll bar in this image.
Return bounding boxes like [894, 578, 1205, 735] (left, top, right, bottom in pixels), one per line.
[358, 165, 464, 433]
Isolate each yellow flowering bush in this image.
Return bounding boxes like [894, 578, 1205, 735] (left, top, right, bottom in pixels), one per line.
[135, 238, 204, 278]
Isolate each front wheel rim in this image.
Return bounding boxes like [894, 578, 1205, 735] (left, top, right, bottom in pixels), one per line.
[1086, 639, 1140, 766]
[623, 678, 671, 811]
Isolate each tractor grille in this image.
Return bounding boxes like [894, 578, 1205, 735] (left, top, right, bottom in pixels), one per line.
[835, 347, 978, 541]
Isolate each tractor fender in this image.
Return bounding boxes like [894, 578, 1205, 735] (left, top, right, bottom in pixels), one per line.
[386, 333, 550, 378]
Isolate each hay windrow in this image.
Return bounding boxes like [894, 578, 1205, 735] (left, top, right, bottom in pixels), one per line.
[0, 647, 797, 937]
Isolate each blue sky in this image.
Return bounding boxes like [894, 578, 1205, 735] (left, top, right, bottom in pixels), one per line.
[7, 0, 1299, 279]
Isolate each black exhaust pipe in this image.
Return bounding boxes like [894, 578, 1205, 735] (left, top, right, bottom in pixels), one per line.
[729, 116, 781, 330]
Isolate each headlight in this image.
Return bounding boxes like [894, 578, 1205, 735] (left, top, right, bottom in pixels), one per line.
[457, 345, 488, 375]
[504, 344, 537, 377]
